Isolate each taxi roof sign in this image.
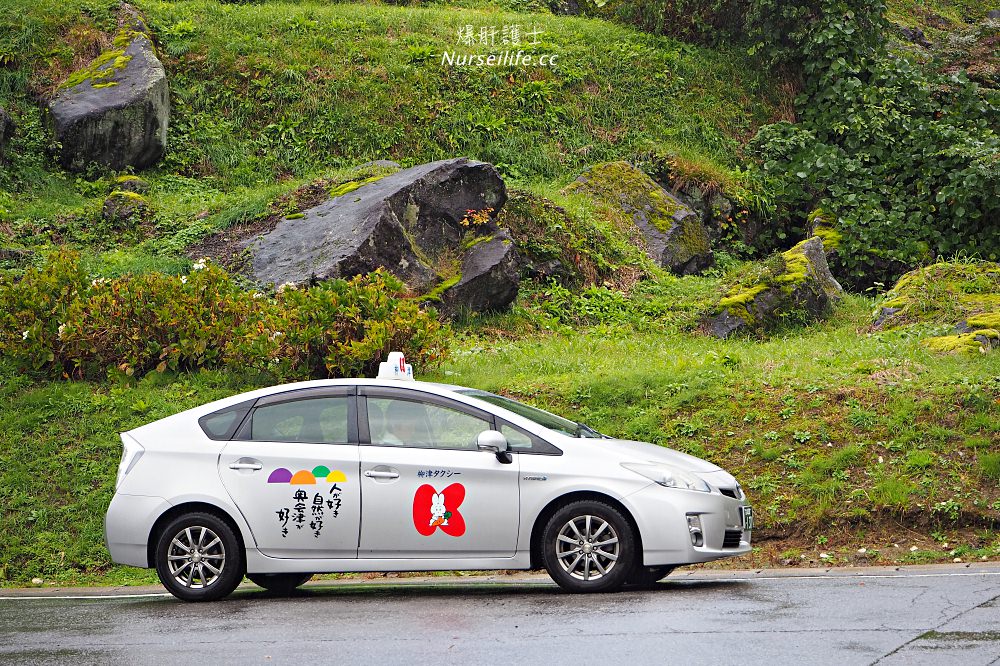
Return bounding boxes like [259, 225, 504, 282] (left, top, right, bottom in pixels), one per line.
[376, 351, 414, 381]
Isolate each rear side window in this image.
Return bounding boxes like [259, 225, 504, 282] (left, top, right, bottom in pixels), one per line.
[198, 400, 254, 441]
[247, 397, 350, 444]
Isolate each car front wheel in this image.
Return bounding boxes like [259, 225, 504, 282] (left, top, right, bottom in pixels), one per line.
[155, 512, 244, 602]
[247, 573, 313, 595]
[541, 500, 636, 593]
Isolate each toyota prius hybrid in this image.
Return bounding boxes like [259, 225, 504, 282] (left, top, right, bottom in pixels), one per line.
[105, 353, 753, 601]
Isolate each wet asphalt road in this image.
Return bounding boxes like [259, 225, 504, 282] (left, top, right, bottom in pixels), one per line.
[1, 565, 998, 665]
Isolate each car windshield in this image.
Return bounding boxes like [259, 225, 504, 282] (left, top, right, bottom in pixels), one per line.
[456, 389, 604, 438]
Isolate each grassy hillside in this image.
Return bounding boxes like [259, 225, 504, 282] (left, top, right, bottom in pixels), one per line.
[0, 0, 997, 587]
[1, 0, 782, 275]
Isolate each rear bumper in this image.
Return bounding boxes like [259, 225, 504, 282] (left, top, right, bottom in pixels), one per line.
[625, 484, 752, 567]
[104, 493, 171, 568]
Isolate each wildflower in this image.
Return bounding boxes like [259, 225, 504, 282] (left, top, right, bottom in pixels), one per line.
[21, 330, 29, 340]
[252, 292, 265, 299]
[57, 324, 66, 340]
[192, 258, 208, 271]
[180, 276, 188, 284]
[269, 331, 284, 341]
[277, 282, 297, 294]
[91, 277, 108, 288]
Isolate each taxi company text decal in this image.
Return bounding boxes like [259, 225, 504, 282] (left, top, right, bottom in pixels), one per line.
[413, 483, 466, 537]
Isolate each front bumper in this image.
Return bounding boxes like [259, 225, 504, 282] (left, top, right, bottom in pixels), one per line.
[625, 483, 752, 567]
[104, 493, 171, 568]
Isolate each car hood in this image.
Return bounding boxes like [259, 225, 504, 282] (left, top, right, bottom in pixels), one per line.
[598, 439, 722, 473]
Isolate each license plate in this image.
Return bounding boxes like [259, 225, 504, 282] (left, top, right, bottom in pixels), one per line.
[740, 506, 754, 531]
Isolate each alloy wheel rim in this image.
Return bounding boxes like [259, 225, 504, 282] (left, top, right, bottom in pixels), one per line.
[166, 526, 226, 589]
[555, 514, 620, 581]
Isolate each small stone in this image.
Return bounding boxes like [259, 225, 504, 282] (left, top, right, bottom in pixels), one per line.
[910, 546, 918, 552]
[857, 548, 867, 554]
[819, 552, 830, 559]
[878, 456, 884, 463]
[31, 578, 43, 585]
[953, 558, 962, 563]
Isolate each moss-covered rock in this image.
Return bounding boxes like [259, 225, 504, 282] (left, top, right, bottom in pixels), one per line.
[704, 236, 843, 338]
[871, 261, 1000, 355]
[102, 189, 152, 229]
[807, 208, 841, 254]
[111, 174, 150, 194]
[565, 161, 712, 275]
[872, 261, 1000, 330]
[497, 190, 639, 287]
[923, 329, 999, 355]
[47, 12, 168, 172]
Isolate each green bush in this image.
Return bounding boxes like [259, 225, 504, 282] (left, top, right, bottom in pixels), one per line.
[0, 250, 448, 380]
[748, 0, 1000, 289]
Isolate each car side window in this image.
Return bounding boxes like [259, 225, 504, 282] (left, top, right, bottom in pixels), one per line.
[247, 397, 350, 444]
[498, 419, 563, 455]
[368, 397, 489, 450]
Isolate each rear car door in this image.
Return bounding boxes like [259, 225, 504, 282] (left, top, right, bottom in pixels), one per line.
[217, 387, 361, 558]
[358, 388, 520, 559]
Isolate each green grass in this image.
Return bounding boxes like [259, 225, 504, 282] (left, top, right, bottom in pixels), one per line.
[430, 294, 1000, 531]
[4, 283, 996, 586]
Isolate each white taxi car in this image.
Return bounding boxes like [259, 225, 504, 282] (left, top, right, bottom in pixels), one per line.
[105, 353, 752, 601]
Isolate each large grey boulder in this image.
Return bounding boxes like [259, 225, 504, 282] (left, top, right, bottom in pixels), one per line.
[47, 27, 168, 172]
[564, 161, 712, 275]
[0, 106, 13, 158]
[704, 236, 843, 338]
[248, 158, 515, 312]
[437, 232, 519, 316]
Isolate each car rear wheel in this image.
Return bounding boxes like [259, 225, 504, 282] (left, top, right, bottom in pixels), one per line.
[247, 573, 313, 595]
[541, 500, 636, 593]
[155, 512, 243, 602]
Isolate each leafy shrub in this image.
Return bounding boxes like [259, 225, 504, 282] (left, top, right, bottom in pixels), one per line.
[0, 250, 448, 380]
[748, 0, 1000, 289]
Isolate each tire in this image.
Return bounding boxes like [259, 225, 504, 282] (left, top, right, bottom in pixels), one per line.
[247, 573, 313, 595]
[541, 500, 637, 593]
[627, 565, 675, 588]
[155, 512, 244, 602]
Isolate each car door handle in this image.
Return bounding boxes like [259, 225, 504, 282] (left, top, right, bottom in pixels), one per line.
[229, 461, 263, 471]
[364, 470, 399, 479]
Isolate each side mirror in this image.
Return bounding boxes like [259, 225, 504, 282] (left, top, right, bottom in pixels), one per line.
[477, 430, 512, 464]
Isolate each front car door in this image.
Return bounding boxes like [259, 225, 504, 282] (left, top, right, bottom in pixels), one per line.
[217, 387, 361, 558]
[358, 388, 520, 559]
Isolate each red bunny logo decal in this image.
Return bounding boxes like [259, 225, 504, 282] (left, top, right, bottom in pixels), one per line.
[412, 483, 466, 537]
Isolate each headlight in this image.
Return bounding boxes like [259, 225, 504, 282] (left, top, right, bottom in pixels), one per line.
[621, 463, 711, 492]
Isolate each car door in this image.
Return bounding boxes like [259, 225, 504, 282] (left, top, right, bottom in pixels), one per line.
[218, 387, 361, 559]
[358, 388, 520, 559]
